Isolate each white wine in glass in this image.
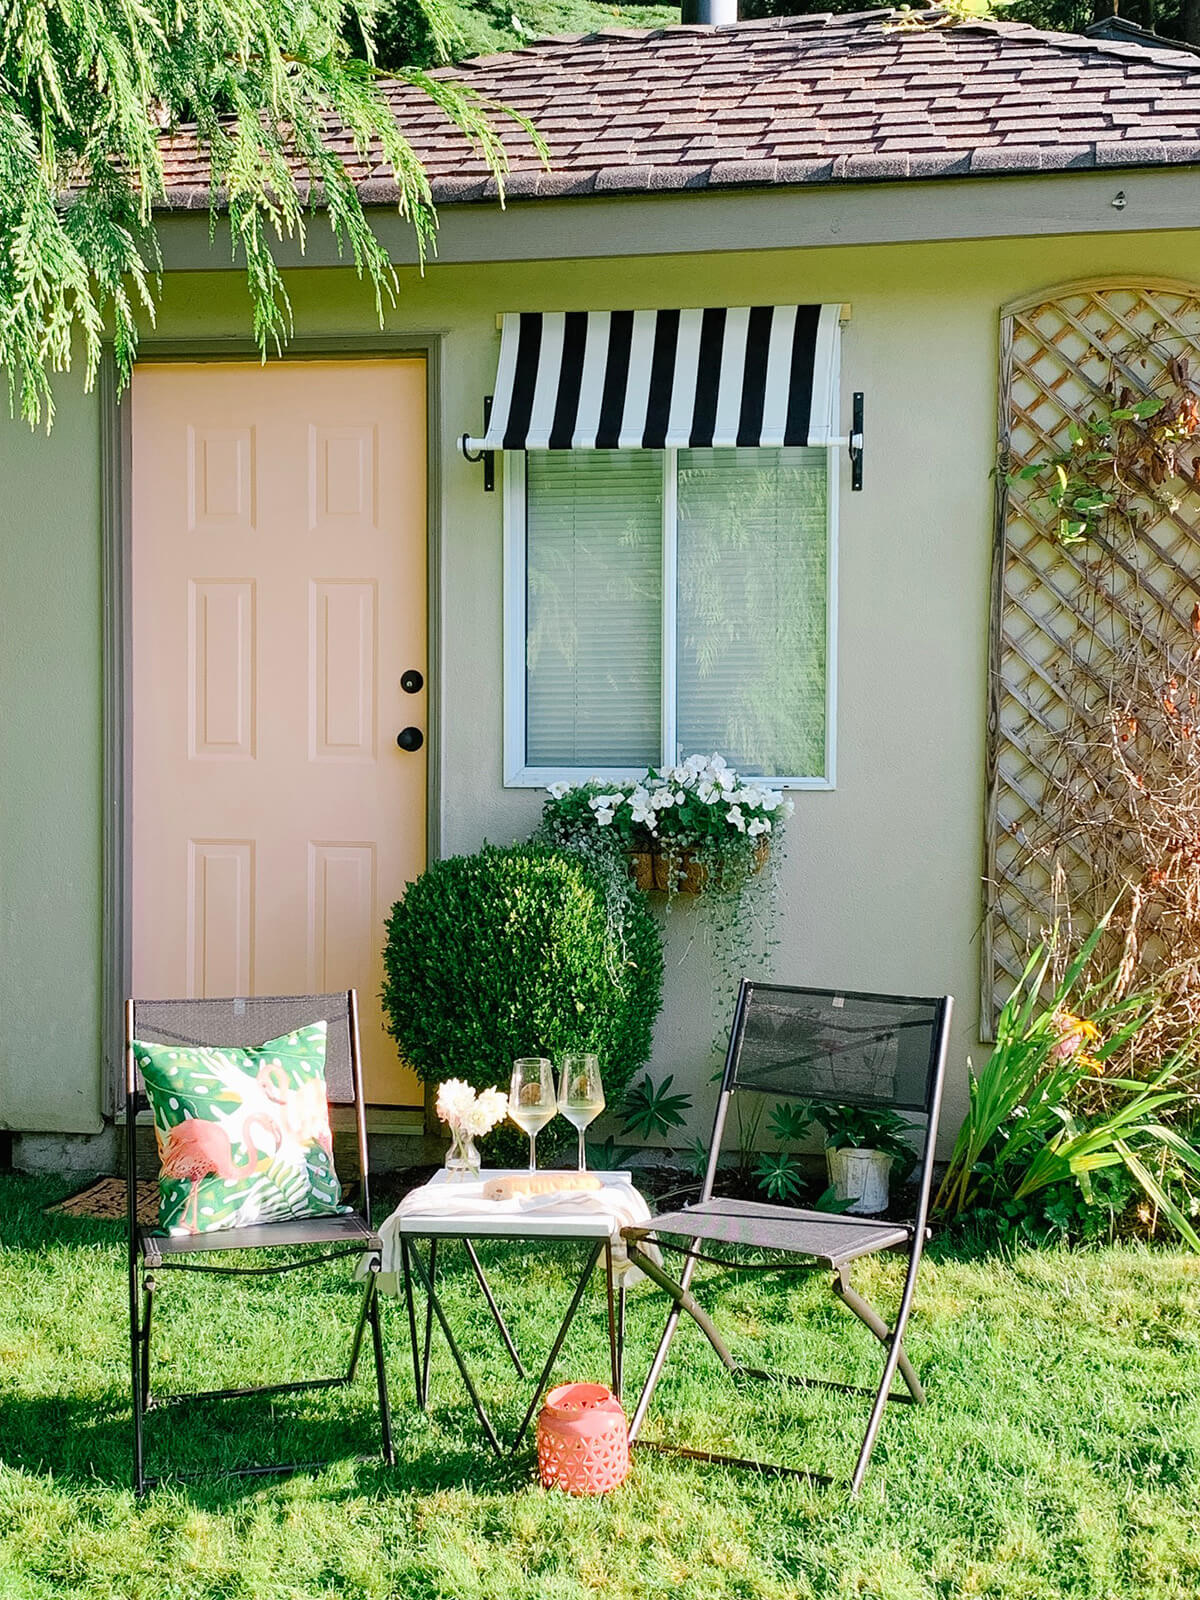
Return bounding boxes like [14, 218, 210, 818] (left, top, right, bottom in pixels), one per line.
[558, 1053, 605, 1172]
[509, 1057, 557, 1171]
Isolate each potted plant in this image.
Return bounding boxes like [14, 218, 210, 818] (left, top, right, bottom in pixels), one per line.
[816, 1105, 916, 1216]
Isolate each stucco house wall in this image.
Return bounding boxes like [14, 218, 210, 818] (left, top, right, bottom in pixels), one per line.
[4, 223, 1199, 1150]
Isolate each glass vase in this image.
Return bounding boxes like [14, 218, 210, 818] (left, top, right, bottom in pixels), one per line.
[445, 1123, 482, 1183]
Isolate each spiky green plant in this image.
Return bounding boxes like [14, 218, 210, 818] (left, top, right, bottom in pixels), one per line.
[935, 928, 1200, 1248]
[0, 0, 534, 425]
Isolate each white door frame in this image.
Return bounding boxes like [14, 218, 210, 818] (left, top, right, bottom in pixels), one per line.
[101, 334, 444, 1118]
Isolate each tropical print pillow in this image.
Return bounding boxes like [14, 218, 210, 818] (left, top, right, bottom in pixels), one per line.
[133, 1023, 348, 1236]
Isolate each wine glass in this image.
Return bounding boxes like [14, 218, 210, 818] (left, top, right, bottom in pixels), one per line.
[509, 1057, 556, 1172]
[558, 1053, 605, 1172]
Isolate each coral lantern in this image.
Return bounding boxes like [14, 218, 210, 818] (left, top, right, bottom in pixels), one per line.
[536, 1382, 630, 1495]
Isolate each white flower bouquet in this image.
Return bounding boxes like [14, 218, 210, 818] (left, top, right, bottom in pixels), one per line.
[436, 1079, 509, 1137]
[436, 1079, 509, 1179]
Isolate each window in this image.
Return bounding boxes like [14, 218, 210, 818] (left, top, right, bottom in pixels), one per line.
[504, 445, 836, 787]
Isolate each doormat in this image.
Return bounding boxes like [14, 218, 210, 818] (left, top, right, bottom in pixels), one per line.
[46, 1177, 158, 1227]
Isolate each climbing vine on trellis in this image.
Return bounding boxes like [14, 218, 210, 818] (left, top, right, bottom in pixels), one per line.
[986, 282, 1200, 1082]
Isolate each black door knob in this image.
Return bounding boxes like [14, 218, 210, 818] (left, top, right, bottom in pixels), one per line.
[396, 726, 424, 752]
[400, 669, 424, 695]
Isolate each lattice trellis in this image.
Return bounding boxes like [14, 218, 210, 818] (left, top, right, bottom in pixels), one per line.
[983, 278, 1200, 1034]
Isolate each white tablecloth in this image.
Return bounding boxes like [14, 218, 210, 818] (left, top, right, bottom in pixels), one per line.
[373, 1169, 657, 1292]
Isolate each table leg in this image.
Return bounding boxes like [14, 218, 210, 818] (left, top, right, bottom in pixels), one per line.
[405, 1238, 503, 1455]
[420, 1236, 438, 1409]
[617, 1279, 627, 1402]
[463, 1238, 526, 1379]
[605, 1243, 620, 1398]
[400, 1238, 423, 1407]
[510, 1240, 605, 1454]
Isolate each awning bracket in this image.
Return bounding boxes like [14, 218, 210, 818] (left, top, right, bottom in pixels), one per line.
[459, 396, 495, 492]
[849, 391, 864, 491]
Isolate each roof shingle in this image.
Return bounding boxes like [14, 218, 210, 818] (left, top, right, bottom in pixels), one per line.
[157, 8, 1200, 206]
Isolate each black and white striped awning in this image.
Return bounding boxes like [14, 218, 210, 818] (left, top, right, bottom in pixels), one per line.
[463, 305, 844, 453]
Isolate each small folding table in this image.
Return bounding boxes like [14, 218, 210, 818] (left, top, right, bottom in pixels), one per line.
[387, 1169, 637, 1454]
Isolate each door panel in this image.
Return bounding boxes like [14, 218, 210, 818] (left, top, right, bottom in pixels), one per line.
[131, 359, 426, 1105]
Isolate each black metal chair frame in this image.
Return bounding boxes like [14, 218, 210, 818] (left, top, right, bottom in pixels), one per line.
[622, 980, 952, 1493]
[125, 989, 394, 1494]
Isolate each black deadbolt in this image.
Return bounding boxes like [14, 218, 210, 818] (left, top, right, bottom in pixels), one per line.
[396, 726, 424, 752]
[400, 669, 424, 695]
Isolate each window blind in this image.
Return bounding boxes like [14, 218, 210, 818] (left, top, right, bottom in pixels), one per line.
[525, 450, 663, 766]
[675, 447, 828, 779]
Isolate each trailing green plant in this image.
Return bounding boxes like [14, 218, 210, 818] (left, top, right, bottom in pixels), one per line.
[620, 1073, 693, 1142]
[381, 842, 663, 1160]
[534, 755, 793, 1041]
[934, 930, 1200, 1250]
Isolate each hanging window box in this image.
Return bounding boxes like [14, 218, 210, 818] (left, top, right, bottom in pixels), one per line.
[629, 838, 770, 896]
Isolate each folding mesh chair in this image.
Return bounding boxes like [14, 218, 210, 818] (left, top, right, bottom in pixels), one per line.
[622, 980, 952, 1492]
[125, 990, 394, 1494]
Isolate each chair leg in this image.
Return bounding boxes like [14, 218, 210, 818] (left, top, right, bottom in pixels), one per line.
[626, 1243, 737, 1443]
[365, 1264, 395, 1465]
[130, 1263, 146, 1497]
[836, 1263, 925, 1496]
[140, 1275, 156, 1411]
[345, 1265, 378, 1384]
[833, 1268, 925, 1405]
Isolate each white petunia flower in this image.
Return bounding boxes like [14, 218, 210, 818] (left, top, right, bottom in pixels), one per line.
[715, 769, 736, 793]
[747, 817, 771, 838]
[709, 753, 727, 770]
[547, 781, 572, 800]
[727, 805, 747, 832]
[596, 808, 616, 826]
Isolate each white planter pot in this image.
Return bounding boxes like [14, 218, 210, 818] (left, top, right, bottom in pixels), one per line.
[826, 1146, 892, 1216]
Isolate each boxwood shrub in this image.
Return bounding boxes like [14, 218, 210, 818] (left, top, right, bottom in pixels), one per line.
[381, 843, 664, 1156]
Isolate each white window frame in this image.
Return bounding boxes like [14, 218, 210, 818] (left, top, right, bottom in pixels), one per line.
[503, 445, 838, 791]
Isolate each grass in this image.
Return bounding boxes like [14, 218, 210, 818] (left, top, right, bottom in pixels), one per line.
[1, 1172, 1199, 1600]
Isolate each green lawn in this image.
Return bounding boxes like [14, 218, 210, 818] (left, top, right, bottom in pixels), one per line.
[1, 1172, 1198, 1600]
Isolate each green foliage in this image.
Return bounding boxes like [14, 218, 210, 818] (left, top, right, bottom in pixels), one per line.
[0, 0, 531, 426]
[743, 0, 1200, 51]
[368, 0, 678, 69]
[381, 842, 663, 1156]
[934, 930, 1200, 1249]
[621, 1072, 692, 1140]
[767, 1099, 815, 1145]
[6, 1171, 1200, 1598]
[752, 1149, 805, 1200]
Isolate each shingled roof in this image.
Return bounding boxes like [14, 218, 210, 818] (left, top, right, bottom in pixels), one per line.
[158, 8, 1200, 207]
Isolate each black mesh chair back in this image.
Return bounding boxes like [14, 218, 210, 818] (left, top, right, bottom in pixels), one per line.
[123, 988, 392, 1492]
[706, 982, 948, 1204]
[128, 992, 357, 1104]
[730, 985, 942, 1113]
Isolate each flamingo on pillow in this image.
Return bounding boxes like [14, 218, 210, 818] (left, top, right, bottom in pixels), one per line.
[134, 1023, 348, 1235]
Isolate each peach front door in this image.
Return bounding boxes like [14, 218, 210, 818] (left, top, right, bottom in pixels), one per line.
[130, 359, 426, 1107]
